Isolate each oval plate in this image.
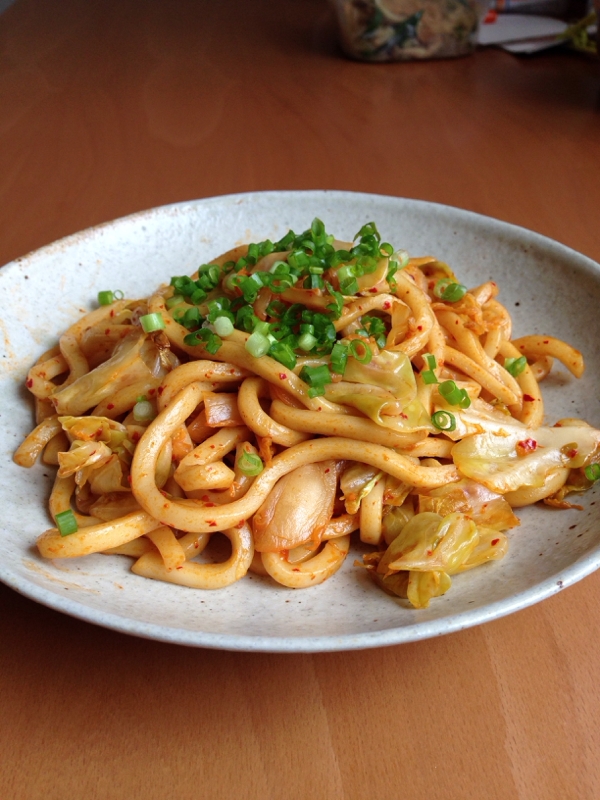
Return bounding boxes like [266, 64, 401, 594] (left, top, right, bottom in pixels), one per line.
[1, 190, 599, 652]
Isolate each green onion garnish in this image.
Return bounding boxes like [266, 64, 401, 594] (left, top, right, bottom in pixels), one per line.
[504, 356, 527, 377]
[133, 399, 155, 423]
[348, 339, 372, 364]
[268, 341, 297, 370]
[420, 352, 438, 384]
[330, 342, 349, 375]
[300, 364, 332, 386]
[97, 290, 124, 306]
[431, 410, 457, 432]
[166, 294, 185, 309]
[246, 331, 271, 358]
[433, 279, 467, 303]
[237, 448, 264, 477]
[183, 328, 222, 354]
[300, 364, 332, 397]
[297, 332, 317, 352]
[213, 316, 234, 337]
[55, 509, 79, 537]
[439, 380, 471, 409]
[140, 313, 166, 333]
[584, 463, 600, 482]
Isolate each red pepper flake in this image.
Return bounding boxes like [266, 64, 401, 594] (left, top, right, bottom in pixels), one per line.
[523, 394, 535, 402]
[491, 538, 500, 546]
[105, 328, 110, 335]
[383, 301, 391, 310]
[324, 468, 330, 473]
[236, 519, 245, 529]
[400, 412, 408, 419]
[204, 502, 216, 508]
[516, 438, 537, 456]
[163, 503, 170, 509]
[207, 520, 217, 527]
[369, 287, 378, 294]
[279, 373, 287, 380]
[25, 378, 33, 388]
[131, 431, 140, 442]
[561, 445, 578, 459]
[127, 475, 133, 484]
[543, 340, 549, 344]
[292, 568, 301, 572]
[110, 309, 115, 317]
[158, 386, 164, 395]
[148, 388, 156, 396]
[417, 325, 423, 331]
[176, 565, 183, 570]
[107, 403, 115, 410]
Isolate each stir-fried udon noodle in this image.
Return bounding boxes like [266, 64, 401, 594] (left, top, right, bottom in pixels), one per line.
[14, 219, 600, 609]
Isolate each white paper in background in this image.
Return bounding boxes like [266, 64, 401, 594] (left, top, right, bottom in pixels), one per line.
[478, 14, 568, 52]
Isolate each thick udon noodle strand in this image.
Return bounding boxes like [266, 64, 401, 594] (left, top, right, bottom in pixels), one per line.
[15, 221, 599, 610]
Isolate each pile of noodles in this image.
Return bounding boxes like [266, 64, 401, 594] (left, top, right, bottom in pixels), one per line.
[14, 219, 600, 608]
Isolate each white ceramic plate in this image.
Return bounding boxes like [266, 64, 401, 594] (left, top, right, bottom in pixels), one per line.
[1, 190, 600, 652]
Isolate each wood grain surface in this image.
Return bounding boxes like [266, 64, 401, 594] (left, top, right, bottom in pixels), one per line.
[1, 1, 600, 798]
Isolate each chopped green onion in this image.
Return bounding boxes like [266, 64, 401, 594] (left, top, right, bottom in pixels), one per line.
[133, 399, 155, 423]
[330, 342, 349, 375]
[268, 341, 297, 370]
[269, 260, 289, 273]
[237, 448, 264, 477]
[504, 356, 527, 377]
[348, 339, 372, 364]
[431, 410, 457, 432]
[183, 328, 222, 354]
[213, 316, 234, 337]
[439, 380, 471, 408]
[300, 364, 332, 388]
[421, 370, 439, 385]
[253, 320, 271, 337]
[140, 313, 166, 333]
[325, 282, 344, 319]
[97, 290, 124, 306]
[246, 331, 270, 358]
[166, 294, 185, 309]
[55, 509, 79, 537]
[422, 353, 437, 371]
[235, 305, 258, 333]
[393, 249, 409, 268]
[584, 463, 600, 482]
[434, 279, 467, 303]
[420, 352, 439, 384]
[297, 332, 318, 352]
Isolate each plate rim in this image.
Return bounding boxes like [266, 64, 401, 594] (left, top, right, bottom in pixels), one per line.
[2, 189, 600, 652]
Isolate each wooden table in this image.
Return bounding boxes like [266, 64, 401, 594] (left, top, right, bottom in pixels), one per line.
[1, 1, 600, 798]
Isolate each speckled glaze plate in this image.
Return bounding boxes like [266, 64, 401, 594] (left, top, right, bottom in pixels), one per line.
[1, 191, 600, 652]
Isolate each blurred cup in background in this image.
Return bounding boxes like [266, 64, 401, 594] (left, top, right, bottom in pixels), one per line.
[331, 0, 487, 61]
